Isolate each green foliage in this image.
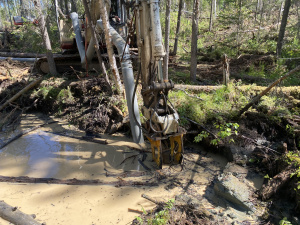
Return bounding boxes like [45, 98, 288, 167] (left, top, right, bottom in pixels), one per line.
[170, 82, 248, 125]
[135, 199, 175, 225]
[279, 217, 292, 225]
[194, 122, 239, 145]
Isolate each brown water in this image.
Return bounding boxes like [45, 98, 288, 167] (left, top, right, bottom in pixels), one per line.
[0, 114, 228, 225]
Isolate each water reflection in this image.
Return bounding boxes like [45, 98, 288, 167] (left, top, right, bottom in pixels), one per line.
[0, 130, 152, 179]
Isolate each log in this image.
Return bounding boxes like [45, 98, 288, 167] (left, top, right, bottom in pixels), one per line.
[0, 200, 42, 225]
[239, 65, 300, 116]
[260, 165, 297, 200]
[174, 84, 220, 93]
[0, 121, 57, 149]
[0, 175, 158, 187]
[0, 52, 60, 58]
[105, 169, 150, 178]
[0, 77, 43, 112]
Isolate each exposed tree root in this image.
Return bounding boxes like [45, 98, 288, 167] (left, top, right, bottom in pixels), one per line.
[260, 165, 297, 200]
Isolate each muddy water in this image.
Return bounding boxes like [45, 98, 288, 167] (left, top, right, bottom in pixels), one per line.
[0, 114, 228, 225]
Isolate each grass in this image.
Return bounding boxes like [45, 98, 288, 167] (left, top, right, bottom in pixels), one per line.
[169, 82, 298, 128]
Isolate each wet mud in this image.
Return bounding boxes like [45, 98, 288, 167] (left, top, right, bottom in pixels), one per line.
[0, 114, 229, 225]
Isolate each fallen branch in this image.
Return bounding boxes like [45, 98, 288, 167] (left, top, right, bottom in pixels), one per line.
[0, 52, 60, 58]
[0, 121, 57, 149]
[141, 194, 164, 205]
[0, 77, 43, 112]
[183, 117, 217, 139]
[105, 169, 150, 178]
[45, 131, 108, 145]
[0, 200, 42, 225]
[128, 208, 143, 214]
[0, 175, 158, 187]
[238, 65, 300, 116]
[260, 165, 297, 200]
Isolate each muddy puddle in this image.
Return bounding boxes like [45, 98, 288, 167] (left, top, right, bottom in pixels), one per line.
[0, 114, 229, 225]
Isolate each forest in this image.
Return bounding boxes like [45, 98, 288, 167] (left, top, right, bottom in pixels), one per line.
[0, 0, 300, 224]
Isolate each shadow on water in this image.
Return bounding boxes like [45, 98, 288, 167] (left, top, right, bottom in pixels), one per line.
[0, 119, 154, 180]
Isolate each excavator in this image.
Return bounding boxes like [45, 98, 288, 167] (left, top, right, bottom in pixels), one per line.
[17, 0, 185, 168]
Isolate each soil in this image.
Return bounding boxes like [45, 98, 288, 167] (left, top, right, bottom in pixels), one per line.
[0, 57, 300, 225]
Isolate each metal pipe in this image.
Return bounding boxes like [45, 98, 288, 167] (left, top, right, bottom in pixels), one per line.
[70, 12, 95, 65]
[97, 20, 144, 144]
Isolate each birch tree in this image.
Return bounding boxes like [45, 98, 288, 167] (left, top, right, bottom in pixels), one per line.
[98, 0, 123, 94]
[33, 0, 58, 76]
[82, 0, 110, 84]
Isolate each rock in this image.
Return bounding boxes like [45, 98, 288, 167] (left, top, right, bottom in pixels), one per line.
[214, 163, 264, 213]
[214, 173, 255, 211]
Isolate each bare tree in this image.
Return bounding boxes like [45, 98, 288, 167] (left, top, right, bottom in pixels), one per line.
[209, 0, 213, 31]
[173, 0, 183, 55]
[277, 0, 284, 31]
[82, 0, 110, 84]
[98, 0, 123, 94]
[163, 0, 171, 80]
[33, 0, 58, 76]
[277, 0, 291, 57]
[190, 0, 200, 82]
[236, 0, 242, 56]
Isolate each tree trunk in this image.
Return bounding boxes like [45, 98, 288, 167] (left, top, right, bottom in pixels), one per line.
[33, 0, 58, 76]
[257, 0, 264, 43]
[82, 0, 110, 84]
[213, 0, 217, 18]
[277, 1, 284, 31]
[236, 0, 242, 56]
[98, 0, 123, 94]
[238, 65, 300, 116]
[254, 0, 260, 23]
[70, 0, 77, 12]
[209, 0, 213, 31]
[64, 0, 69, 15]
[6, 0, 13, 28]
[296, 1, 299, 40]
[173, 0, 183, 56]
[163, 0, 171, 80]
[20, 0, 25, 16]
[190, 0, 200, 82]
[277, 0, 291, 58]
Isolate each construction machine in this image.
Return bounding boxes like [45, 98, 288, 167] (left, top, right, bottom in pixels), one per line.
[22, 0, 185, 168]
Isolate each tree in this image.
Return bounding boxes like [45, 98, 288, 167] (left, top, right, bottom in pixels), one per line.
[98, 0, 123, 94]
[173, 0, 183, 56]
[33, 0, 58, 76]
[277, 0, 291, 57]
[82, 0, 110, 84]
[209, 0, 213, 31]
[190, 0, 200, 82]
[163, 0, 171, 80]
